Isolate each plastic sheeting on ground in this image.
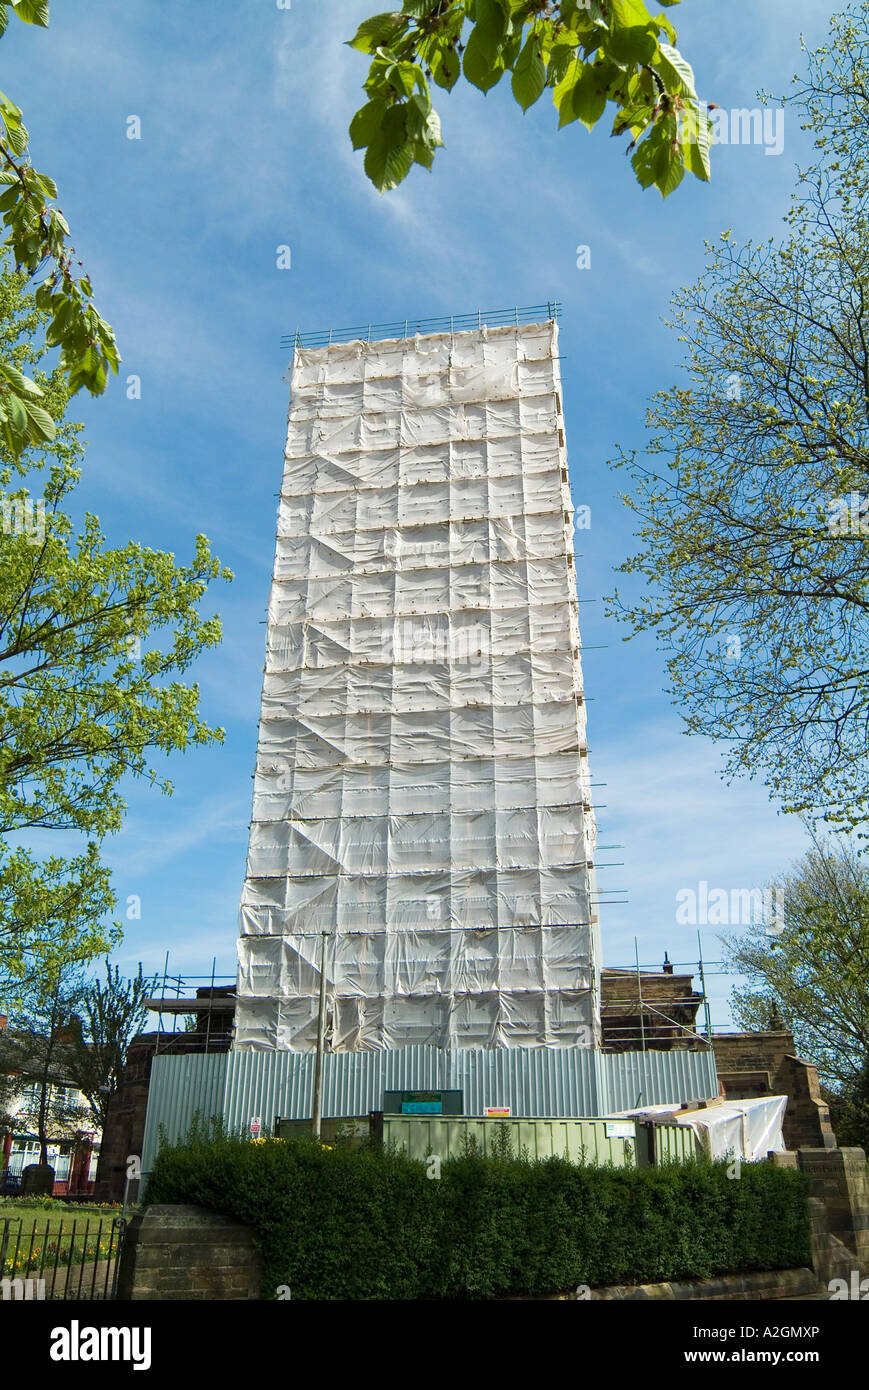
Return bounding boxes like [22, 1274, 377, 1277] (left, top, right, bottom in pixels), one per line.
[234, 320, 601, 1051]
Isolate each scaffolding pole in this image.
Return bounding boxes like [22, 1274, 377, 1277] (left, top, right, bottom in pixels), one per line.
[311, 932, 329, 1141]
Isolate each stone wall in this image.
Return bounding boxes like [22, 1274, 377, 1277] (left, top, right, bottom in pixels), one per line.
[776, 1055, 836, 1151]
[93, 1035, 158, 1203]
[712, 1030, 796, 1084]
[712, 1031, 836, 1150]
[798, 1148, 869, 1276]
[119, 1202, 814, 1303]
[116, 1204, 263, 1301]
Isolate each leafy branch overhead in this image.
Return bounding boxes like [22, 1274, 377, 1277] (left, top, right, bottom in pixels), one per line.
[348, 0, 711, 197]
[0, 0, 119, 458]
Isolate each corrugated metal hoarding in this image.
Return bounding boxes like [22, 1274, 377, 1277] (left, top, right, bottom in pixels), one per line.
[603, 1048, 719, 1112]
[140, 1046, 717, 1183]
[221, 1045, 605, 1132]
[140, 1052, 228, 1179]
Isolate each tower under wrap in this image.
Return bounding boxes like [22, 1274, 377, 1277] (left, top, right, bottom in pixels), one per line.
[234, 317, 602, 1051]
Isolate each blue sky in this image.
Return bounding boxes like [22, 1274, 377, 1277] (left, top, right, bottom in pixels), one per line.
[5, 0, 836, 1026]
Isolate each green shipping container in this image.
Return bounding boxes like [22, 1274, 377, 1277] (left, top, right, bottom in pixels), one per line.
[272, 1114, 700, 1168]
[380, 1116, 640, 1166]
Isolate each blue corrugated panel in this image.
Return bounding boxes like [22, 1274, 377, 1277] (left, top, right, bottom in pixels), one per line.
[602, 1048, 718, 1112]
[140, 1047, 720, 1180]
[141, 1052, 228, 1180]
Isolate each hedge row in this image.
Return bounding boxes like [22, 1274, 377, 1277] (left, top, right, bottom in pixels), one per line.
[145, 1129, 811, 1300]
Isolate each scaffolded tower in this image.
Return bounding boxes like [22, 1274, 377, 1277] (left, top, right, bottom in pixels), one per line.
[235, 308, 601, 1051]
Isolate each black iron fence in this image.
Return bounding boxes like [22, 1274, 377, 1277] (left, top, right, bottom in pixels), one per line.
[0, 1214, 125, 1300]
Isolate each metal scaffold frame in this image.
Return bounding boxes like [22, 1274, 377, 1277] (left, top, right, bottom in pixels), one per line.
[283, 302, 562, 352]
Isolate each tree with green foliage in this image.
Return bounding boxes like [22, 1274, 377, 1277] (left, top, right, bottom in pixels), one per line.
[348, 0, 711, 197]
[609, 1, 869, 832]
[0, 1, 118, 455]
[62, 962, 157, 1131]
[0, 845, 115, 1004]
[724, 837, 869, 1090]
[829, 1059, 869, 1151]
[0, 262, 232, 988]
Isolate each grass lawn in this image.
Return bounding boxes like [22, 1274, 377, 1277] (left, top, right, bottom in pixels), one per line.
[0, 1199, 123, 1224]
[0, 1199, 130, 1278]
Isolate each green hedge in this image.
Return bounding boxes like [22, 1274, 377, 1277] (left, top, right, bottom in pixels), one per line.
[145, 1129, 811, 1300]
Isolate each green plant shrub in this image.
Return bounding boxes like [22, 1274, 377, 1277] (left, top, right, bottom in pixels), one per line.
[144, 1127, 811, 1300]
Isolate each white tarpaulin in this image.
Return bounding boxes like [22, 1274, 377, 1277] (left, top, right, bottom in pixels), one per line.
[234, 320, 601, 1051]
[619, 1096, 788, 1161]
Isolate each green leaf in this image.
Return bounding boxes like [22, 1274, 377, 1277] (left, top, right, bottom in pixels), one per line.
[654, 11, 678, 43]
[0, 360, 43, 396]
[2, 117, 29, 156]
[562, 0, 608, 28]
[632, 119, 684, 195]
[655, 41, 696, 97]
[367, 52, 423, 98]
[611, 0, 653, 25]
[608, 24, 658, 65]
[406, 92, 443, 148]
[45, 299, 76, 349]
[681, 103, 711, 181]
[363, 105, 414, 191]
[6, 389, 28, 435]
[547, 36, 580, 87]
[11, 0, 50, 24]
[512, 30, 546, 112]
[34, 170, 57, 199]
[0, 91, 23, 123]
[349, 98, 389, 151]
[347, 12, 406, 55]
[554, 59, 581, 128]
[657, 152, 685, 196]
[23, 398, 56, 442]
[613, 101, 654, 138]
[412, 140, 435, 169]
[463, 26, 505, 93]
[430, 45, 460, 91]
[566, 62, 609, 130]
[471, 0, 508, 63]
[424, 107, 443, 148]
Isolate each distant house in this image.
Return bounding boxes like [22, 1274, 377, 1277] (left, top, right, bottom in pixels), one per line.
[0, 1014, 100, 1198]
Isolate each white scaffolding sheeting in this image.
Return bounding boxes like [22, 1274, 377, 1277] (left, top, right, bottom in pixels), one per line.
[234, 320, 601, 1050]
[618, 1098, 788, 1162]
